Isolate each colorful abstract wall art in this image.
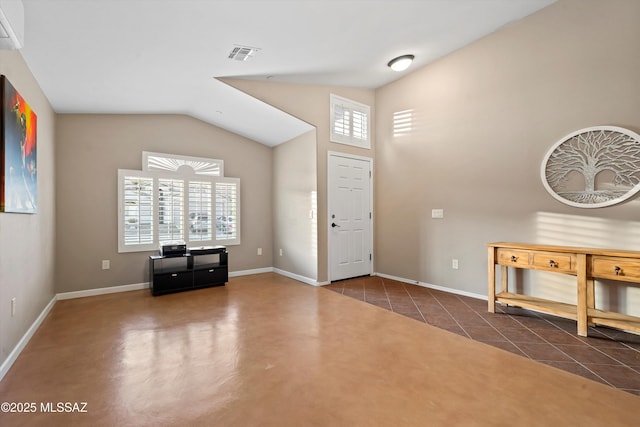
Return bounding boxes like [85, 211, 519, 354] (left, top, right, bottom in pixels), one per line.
[1, 75, 37, 213]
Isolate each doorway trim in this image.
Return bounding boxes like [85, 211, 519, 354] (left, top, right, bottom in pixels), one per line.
[327, 151, 374, 282]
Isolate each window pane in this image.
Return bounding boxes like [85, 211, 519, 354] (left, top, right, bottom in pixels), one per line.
[330, 94, 370, 148]
[334, 106, 350, 137]
[352, 110, 367, 140]
[216, 182, 238, 240]
[188, 181, 212, 241]
[123, 176, 153, 245]
[145, 153, 223, 176]
[158, 178, 184, 242]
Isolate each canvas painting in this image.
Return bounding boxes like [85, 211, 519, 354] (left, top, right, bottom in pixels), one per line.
[1, 75, 37, 213]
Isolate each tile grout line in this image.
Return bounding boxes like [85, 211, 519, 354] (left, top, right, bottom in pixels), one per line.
[362, 278, 366, 303]
[456, 295, 537, 354]
[326, 277, 640, 394]
[427, 290, 472, 339]
[378, 277, 395, 313]
[503, 313, 614, 387]
[399, 282, 428, 323]
[457, 295, 615, 387]
[526, 319, 640, 381]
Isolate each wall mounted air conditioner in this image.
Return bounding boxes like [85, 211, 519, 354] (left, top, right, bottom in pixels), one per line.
[0, 0, 24, 50]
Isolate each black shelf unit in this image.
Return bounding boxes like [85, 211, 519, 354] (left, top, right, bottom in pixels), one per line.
[149, 246, 228, 296]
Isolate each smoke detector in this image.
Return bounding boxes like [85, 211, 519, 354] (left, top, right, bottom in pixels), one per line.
[228, 45, 260, 61]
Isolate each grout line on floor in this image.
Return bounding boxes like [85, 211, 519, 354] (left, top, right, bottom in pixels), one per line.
[399, 281, 428, 323]
[379, 277, 395, 314]
[323, 277, 640, 395]
[426, 288, 472, 339]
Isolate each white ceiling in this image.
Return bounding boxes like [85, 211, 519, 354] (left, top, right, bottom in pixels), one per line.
[19, 0, 555, 146]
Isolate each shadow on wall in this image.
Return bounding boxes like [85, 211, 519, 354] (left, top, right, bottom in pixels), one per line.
[535, 210, 640, 249]
[529, 210, 640, 317]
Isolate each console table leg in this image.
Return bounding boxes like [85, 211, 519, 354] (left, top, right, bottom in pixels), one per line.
[586, 278, 595, 327]
[500, 266, 508, 294]
[488, 247, 496, 313]
[577, 253, 588, 337]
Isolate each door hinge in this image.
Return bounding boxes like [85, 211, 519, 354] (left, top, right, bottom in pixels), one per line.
[369, 170, 372, 178]
[369, 212, 372, 219]
[369, 253, 372, 261]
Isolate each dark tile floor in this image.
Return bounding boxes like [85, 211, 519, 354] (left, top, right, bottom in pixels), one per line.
[325, 275, 640, 396]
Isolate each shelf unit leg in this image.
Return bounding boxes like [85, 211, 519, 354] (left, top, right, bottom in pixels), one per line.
[577, 253, 588, 337]
[500, 266, 508, 294]
[586, 278, 595, 327]
[488, 247, 496, 313]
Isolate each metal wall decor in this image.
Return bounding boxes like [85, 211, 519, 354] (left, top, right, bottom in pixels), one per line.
[541, 126, 640, 208]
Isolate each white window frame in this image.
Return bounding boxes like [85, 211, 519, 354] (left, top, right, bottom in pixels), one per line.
[117, 153, 240, 253]
[143, 151, 224, 176]
[330, 94, 371, 149]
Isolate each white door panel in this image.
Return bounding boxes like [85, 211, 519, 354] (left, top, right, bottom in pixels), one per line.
[329, 154, 372, 281]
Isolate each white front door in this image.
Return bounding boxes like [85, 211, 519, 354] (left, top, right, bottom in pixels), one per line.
[328, 153, 372, 281]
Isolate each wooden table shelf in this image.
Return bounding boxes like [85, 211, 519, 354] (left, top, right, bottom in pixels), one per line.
[495, 292, 578, 321]
[488, 242, 640, 337]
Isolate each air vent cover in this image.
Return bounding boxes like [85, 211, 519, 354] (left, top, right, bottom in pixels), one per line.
[0, 0, 24, 50]
[228, 45, 260, 61]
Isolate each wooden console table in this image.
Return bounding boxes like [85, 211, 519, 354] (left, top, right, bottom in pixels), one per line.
[488, 242, 640, 337]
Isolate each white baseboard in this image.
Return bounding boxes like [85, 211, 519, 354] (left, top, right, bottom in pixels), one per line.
[374, 272, 487, 301]
[0, 295, 57, 382]
[0, 269, 482, 383]
[229, 267, 273, 277]
[53, 267, 289, 300]
[273, 268, 323, 286]
[56, 268, 277, 300]
[57, 282, 149, 300]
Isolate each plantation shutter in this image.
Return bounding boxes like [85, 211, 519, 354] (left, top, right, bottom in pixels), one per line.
[122, 175, 154, 246]
[215, 179, 240, 242]
[118, 154, 241, 253]
[330, 94, 371, 148]
[158, 178, 184, 242]
[188, 181, 213, 241]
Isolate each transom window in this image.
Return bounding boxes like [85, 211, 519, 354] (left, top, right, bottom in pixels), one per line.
[143, 151, 223, 176]
[118, 152, 240, 253]
[330, 94, 371, 149]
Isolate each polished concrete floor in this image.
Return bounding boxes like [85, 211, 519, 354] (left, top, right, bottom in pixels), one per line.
[1, 272, 639, 426]
[327, 275, 640, 395]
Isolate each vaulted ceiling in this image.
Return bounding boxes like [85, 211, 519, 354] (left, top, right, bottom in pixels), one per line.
[19, 0, 556, 146]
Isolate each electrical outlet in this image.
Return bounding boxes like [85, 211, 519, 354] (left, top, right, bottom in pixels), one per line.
[279, 249, 283, 256]
[257, 247, 262, 256]
[432, 209, 444, 219]
[452, 259, 459, 270]
[11, 297, 16, 317]
[102, 260, 110, 270]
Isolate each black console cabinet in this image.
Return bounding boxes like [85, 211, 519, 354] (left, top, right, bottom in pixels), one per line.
[149, 246, 228, 296]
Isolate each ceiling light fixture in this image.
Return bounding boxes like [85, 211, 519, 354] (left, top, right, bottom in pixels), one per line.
[387, 54, 415, 72]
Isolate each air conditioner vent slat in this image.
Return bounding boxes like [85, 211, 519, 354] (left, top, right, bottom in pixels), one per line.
[228, 45, 260, 61]
[0, 0, 24, 50]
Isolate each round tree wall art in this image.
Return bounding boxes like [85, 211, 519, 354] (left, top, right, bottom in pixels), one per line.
[541, 126, 640, 208]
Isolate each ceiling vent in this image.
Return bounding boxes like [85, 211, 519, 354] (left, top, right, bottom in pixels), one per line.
[228, 45, 260, 61]
[0, 0, 24, 50]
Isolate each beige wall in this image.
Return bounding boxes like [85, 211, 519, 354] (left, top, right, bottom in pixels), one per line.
[272, 130, 317, 280]
[0, 51, 56, 367]
[8, 1, 640, 376]
[55, 114, 273, 293]
[375, 0, 640, 313]
[221, 79, 376, 282]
